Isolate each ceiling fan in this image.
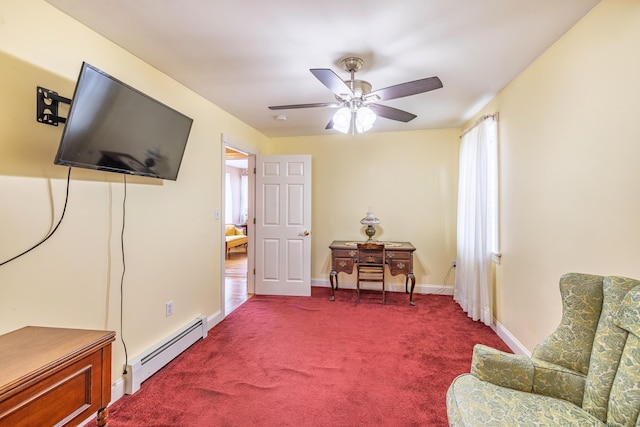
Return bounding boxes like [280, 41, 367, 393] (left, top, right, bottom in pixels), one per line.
[268, 57, 443, 133]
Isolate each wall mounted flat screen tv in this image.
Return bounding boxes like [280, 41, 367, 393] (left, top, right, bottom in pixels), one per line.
[54, 62, 193, 180]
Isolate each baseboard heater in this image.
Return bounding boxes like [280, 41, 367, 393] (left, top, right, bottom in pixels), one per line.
[124, 316, 208, 394]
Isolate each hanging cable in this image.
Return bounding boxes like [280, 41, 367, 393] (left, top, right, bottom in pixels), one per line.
[0, 168, 72, 266]
[431, 265, 456, 295]
[120, 175, 129, 374]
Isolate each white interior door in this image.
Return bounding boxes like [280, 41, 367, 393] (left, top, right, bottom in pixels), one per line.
[255, 155, 311, 296]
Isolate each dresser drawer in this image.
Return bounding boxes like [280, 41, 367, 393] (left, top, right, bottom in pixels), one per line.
[386, 250, 411, 260]
[333, 249, 357, 259]
[388, 258, 412, 275]
[333, 257, 354, 273]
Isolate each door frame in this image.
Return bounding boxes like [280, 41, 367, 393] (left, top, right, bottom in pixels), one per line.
[221, 133, 256, 316]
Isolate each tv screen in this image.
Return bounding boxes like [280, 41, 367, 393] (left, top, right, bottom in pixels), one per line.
[54, 62, 193, 180]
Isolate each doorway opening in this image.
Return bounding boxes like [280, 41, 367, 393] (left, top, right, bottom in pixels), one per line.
[223, 144, 255, 314]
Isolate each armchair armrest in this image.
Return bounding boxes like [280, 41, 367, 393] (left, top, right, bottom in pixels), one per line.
[470, 344, 534, 392]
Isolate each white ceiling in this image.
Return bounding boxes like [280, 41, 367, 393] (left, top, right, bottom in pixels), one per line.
[46, 0, 600, 138]
[226, 159, 248, 169]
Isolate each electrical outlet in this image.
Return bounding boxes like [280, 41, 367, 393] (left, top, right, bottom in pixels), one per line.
[451, 260, 457, 268]
[166, 301, 173, 317]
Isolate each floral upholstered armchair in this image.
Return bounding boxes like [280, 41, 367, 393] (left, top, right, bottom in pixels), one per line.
[446, 273, 640, 426]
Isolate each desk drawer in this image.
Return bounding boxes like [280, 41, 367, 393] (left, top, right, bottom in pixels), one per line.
[333, 249, 357, 259]
[333, 258, 354, 273]
[386, 251, 411, 260]
[388, 259, 411, 275]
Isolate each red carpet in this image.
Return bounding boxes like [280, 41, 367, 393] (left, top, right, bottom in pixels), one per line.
[92, 287, 509, 426]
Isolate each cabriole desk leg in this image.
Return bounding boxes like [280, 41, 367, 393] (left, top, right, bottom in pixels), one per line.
[329, 270, 338, 301]
[407, 273, 416, 306]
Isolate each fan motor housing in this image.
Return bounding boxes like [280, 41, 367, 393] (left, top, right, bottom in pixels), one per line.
[341, 79, 372, 99]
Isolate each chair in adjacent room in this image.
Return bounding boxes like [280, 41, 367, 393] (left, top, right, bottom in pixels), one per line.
[356, 243, 386, 304]
[225, 224, 248, 258]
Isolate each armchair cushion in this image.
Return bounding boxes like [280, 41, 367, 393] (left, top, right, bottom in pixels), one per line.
[225, 224, 243, 236]
[529, 357, 586, 406]
[470, 344, 533, 392]
[447, 374, 604, 427]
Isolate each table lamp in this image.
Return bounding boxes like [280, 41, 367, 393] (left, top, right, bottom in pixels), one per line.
[360, 211, 380, 242]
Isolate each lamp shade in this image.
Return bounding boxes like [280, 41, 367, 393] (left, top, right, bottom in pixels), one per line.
[332, 107, 351, 134]
[332, 105, 378, 134]
[355, 107, 376, 133]
[360, 211, 380, 225]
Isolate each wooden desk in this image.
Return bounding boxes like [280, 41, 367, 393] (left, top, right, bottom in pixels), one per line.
[0, 326, 115, 427]
[329, 240, 417, 305]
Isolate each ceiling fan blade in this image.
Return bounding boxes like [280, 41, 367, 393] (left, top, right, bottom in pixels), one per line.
[367, 76, 443, 101]
[310, 69, 354, 99]
[268, 102, 341, 110]
[368, 104, 417, 122]
[325, 119, 335, 130]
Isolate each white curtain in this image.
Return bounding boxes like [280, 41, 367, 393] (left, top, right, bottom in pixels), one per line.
[454, 116, 498, 326]
[225, 172, 233, 223]
[240, 171, 248, 224]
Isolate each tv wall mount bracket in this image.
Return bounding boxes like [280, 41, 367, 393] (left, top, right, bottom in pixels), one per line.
[36, 86, 71, 126]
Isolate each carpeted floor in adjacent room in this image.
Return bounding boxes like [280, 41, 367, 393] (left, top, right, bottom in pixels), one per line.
[89, 286, 510, 427]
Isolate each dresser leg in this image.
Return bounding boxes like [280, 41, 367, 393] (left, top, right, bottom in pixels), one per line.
[408, 273, 416, 306]
[329, 270, 338, 301]
[97, 407, 109, 427]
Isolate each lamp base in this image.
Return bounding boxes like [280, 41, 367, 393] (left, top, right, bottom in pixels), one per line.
[365, 225, 376, 242]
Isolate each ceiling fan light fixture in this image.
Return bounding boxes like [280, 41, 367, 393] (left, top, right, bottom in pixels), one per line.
[332, 107, 351, 134]
[268, 56, 442, 133]
[355, 107, 376, 133]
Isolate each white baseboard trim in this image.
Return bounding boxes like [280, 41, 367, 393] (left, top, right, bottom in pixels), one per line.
[414, 284, 454, 296]
[208, 310, 224, 331]
[111, 377, 126, 402]
[311, 278, 453, 295]
[494, 320, 531, 356]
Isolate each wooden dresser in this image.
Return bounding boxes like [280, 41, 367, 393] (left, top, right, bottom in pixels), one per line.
[0, 326, 115, 427]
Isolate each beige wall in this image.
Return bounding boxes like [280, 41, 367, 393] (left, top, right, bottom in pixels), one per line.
[268, 130, 460, 290]
[0, 0, 268, 385]
[471, 0, 640, 350]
